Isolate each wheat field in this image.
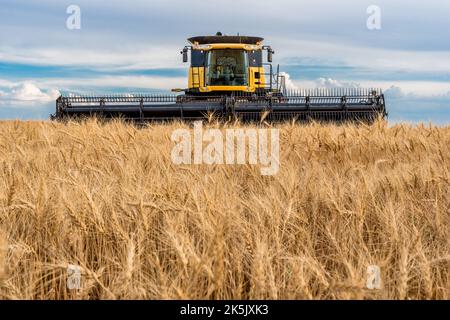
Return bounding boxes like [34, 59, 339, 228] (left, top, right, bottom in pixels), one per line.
[0, 119, 448, 300]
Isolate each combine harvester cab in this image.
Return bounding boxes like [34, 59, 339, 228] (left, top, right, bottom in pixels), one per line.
[52, 33, 387, 123]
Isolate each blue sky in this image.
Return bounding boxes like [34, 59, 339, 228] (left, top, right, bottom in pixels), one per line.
[0, 0, 449, 124]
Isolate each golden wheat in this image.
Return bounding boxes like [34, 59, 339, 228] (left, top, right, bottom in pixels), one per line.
[0, 119, 448, 300]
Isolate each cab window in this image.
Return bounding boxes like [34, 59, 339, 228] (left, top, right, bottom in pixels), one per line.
[206, 49, 248, 86]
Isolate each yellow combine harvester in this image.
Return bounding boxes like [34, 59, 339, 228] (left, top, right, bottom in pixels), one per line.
[53, 32, 387, 122]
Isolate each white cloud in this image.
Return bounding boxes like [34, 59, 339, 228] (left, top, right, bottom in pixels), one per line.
[315, 77, 360, 88]
[278, 72, 298, 90]
[11, 83, 58, 101]
[0, 82, 60, 105]
[0, 79, 15, 88]
[384, 86, 405, 99]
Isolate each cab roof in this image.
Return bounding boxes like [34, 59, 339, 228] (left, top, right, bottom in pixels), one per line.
[188, 35, 264, 45]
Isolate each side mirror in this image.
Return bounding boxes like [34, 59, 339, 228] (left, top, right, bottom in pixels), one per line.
[267, 49, 273, 63]
[182, 48, 188, 63]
